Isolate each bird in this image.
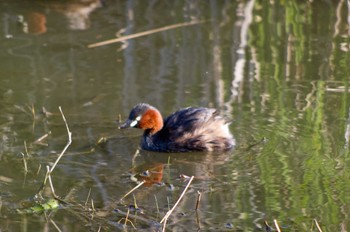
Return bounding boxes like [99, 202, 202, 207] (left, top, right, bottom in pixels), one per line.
[119, 103, 235, 152]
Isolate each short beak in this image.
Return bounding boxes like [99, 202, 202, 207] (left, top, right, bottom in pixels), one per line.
[118, 119, 132, 129]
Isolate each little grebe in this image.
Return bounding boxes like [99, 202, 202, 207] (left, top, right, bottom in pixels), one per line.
[119, 103, 235, 152]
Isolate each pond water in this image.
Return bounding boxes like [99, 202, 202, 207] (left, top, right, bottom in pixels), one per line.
[1, 0, 350, 231]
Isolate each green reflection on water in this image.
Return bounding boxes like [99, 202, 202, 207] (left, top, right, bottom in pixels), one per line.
[247, 1, 350, 231]
[0, 0, 350, 231]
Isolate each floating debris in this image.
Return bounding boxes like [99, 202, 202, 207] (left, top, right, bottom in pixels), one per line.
[166, 183, 175, 191]
[17, 198, 59, 214]
[225, 222, 234, 229]
[178, 174, 191, 181]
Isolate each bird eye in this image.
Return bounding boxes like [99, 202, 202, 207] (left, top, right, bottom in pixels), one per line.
[130, 115, 141, 127]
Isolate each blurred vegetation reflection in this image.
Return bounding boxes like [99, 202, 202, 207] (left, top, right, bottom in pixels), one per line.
[0, 0, 349, 231]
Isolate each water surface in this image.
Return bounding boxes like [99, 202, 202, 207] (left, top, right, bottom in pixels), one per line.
[0, 0, 350, 231]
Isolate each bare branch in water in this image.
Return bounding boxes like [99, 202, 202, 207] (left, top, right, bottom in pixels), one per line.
[36, 107, 72, 199]
[160, 176, 194, 231]
[120, 180, 145, 202]
[50, 106, 72, 173]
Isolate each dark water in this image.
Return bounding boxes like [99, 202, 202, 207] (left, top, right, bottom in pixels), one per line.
[1, 0, 350, 231]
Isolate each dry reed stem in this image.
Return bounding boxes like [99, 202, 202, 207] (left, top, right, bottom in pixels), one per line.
[36, 166, 50, 197]
[120, 180, 145, 202]
[33, 131, 51, 145]
[49, 217, 62, 232]
[47, 165, 59, 199]
[124, 207, 130, 226]
[91, 199, 95, 215]
[36, 164, 41, 176]
[195, 191, 201, 211]
[117, 209, 136, 230]
[274, 219, 282, 232]
[50, 106, 72, 173]
[132, 194, 138, 209]
[154, 194, 160, 215]
[85, 188, 92, 206]
[160, 176, 195, 225]
[195, 211, 201, 230]
[24, 141, 30, 157]
[20, 152, 28, 174]
[88, 21, 205, 48]
[162, 217, 168, 232]
[314, 219, 323, 232]
[36, 107, 71, 198]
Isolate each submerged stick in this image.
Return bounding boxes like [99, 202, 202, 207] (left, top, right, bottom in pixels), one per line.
[50, 106, 72, 173]
[88, 20, 205, 48]
[195, 210, 201, 231]
[120, 180, 145, 202]
[160, 176, 194, 224]
[195, 191, 201, 211]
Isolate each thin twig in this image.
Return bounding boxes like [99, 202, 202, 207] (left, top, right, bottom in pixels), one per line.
[195, 191, 201, 211]
[195, 210, 201, 231]
[24, 141, 30, 157]
[274, 219, 282, 232]
[36, 107, 71, 198]
[132, 194, 138, 209]
[125, 207, 130, 226]
[117, 209, 137, 229]
[36, 164, 41, 176]
[85, 188, 92, 206]
[91, 199, 95, 212]
[162, 217, 168, 232]
[50, 106, 72, 173]
[154, 194, 159, 215]
[47, 165, 59, 199]
[21, 152, 28, 174]
[314, 219, 323, 232]
[131, 149, 140, 168]
[166, 196, 170, 211]
[49, 217, 62, 232]
[33, 131, 51, 145]
[29, 103, 35, 119]
[160, 176, 194, 224]
[120, 181, 145, 202]
[37, 166, 50, 198]
[88, 20, 206, 48]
